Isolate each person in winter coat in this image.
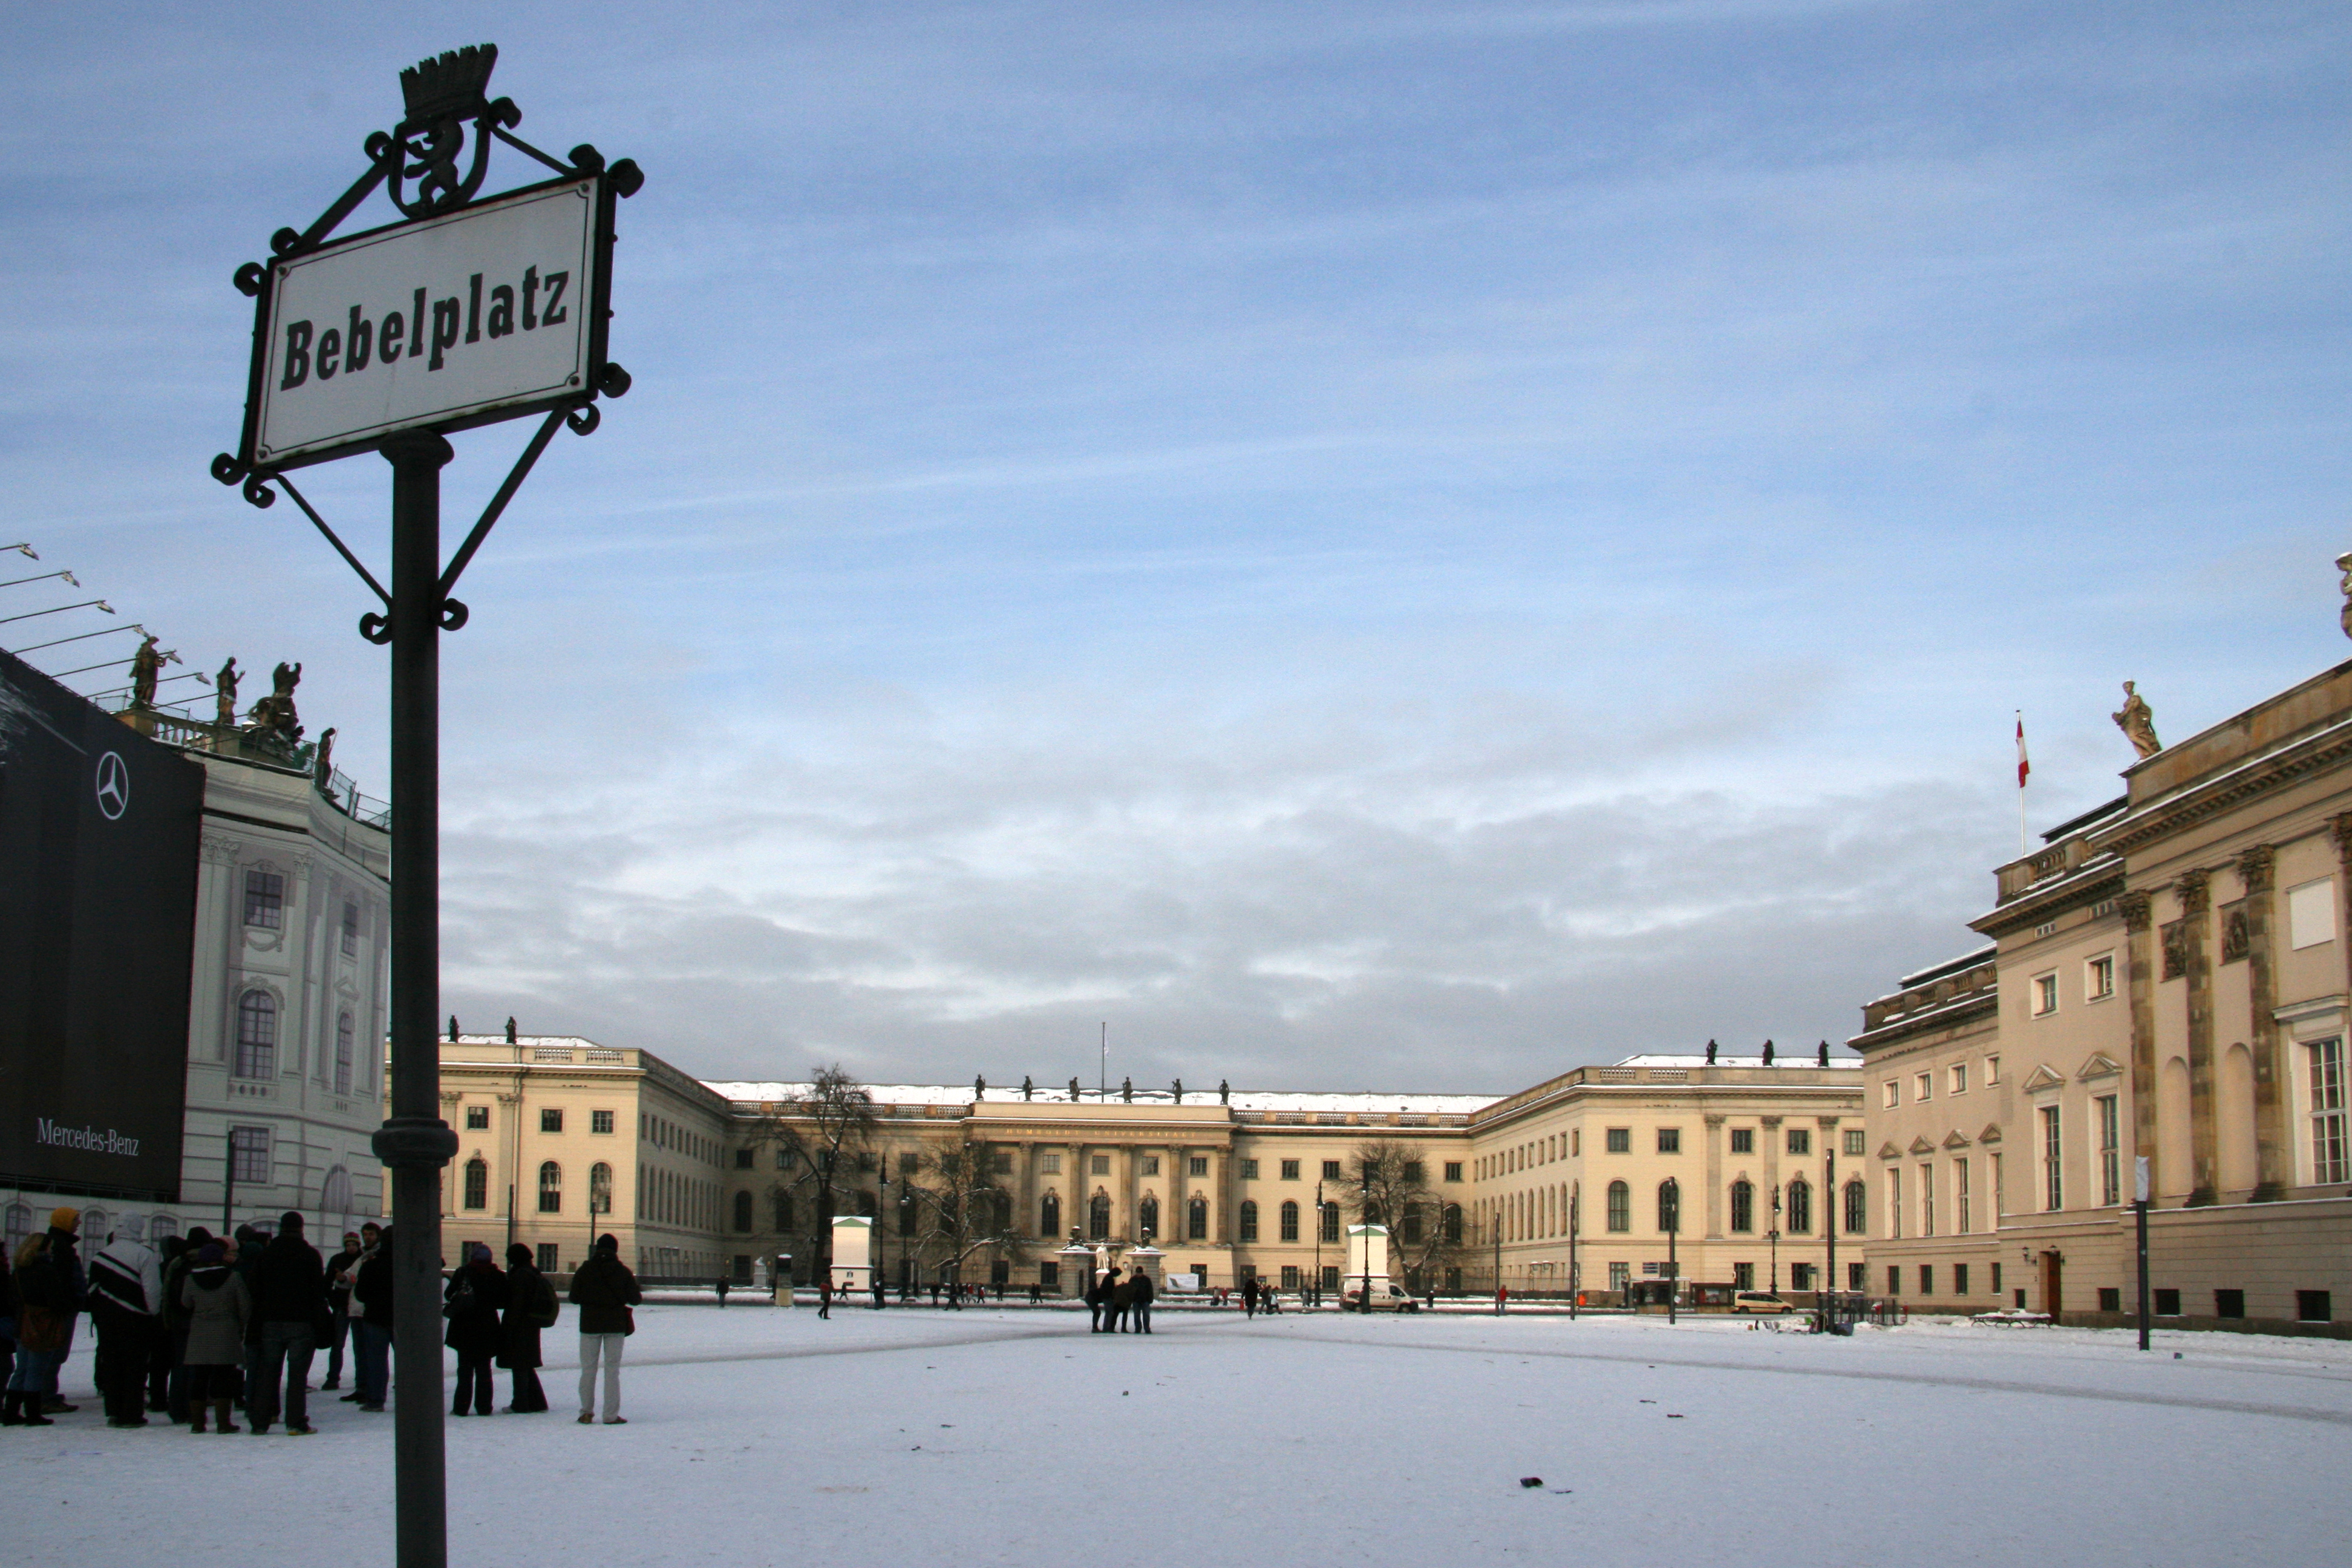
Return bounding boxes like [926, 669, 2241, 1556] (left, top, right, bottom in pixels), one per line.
[566, 1232, 641, 1425]
[348, 1227, 394, 1412]
[249, 1212, 328, 1434]
[1128, 1268, 1155, 1335]
[443, 1243, 510, 1416]
[38, 1209, 85, 1413]
[87, 1217, 163, 1426]
[497, 1244, 557, 1414]
[160, 1228, 210, 1423]
[0, 1237, 18, 1411]
[180, 1242, 252, 1433]
[321, 1230, 361, 1391]
[8, 1235, 74, 1425]
[1084, 1272, 1107, 1333]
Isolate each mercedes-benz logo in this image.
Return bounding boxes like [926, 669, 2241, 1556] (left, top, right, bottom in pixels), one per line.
[94, 751, 129, 821]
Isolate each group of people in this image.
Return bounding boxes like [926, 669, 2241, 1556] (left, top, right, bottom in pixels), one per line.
[0, 1210, 645, 1431]
[1083, 1265, 1155, 1333]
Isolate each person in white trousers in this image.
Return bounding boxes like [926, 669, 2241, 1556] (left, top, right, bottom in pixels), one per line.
[566, 1233, 641, 1425]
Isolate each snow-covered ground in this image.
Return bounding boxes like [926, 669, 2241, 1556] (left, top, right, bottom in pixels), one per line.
[19, 1305, 2350, 1566]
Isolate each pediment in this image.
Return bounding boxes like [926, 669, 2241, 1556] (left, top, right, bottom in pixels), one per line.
[2022, 1063, 2067, 1093]
[1877, 1141, 1902, 1161]
[1908, 1135, 1936, 1155]
[2076, 1051, 2123, 1082]
[1978, 1123, 2002, 1145]
[1942, 1129, 1972, 1149]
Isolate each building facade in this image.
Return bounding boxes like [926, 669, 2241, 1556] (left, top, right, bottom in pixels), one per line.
[436, 1036, 1862, 1298]
[1855, 646, 2352, 1332]
[2, 710, 391, 1255]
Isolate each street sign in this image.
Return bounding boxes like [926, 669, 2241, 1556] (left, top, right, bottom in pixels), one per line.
[236, 174, 618, 473]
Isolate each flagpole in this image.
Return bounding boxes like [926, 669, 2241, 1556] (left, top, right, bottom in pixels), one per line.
[2016, 711, 2028, 857]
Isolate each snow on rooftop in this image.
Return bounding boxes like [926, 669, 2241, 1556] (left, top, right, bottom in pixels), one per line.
[702, 1081, 1495, 1113]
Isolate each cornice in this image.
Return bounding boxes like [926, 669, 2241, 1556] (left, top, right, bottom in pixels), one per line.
[1971, 864, 2125, 938]
[2091, 719, 2352, 860]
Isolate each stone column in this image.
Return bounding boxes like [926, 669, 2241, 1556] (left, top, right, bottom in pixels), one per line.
[2180, 870, 2218, 1206]
[1702, 1114, 1726, 1238]
[2239, 846, 2287, 1200]
[1018, 1140, 1039, 1240]
[2122, 890, 2158, 1187]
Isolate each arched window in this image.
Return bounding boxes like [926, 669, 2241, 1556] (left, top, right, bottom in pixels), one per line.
[1319, 1201, 1341, 1244]
[1187, 1194, 1209, 1240]
[1040, 1192, 1061, 1236]
[1443, 1203, 1463, 1244]
[1730, 1179, 1754, 1233]
[1279, 1200, 1300, 1243]
[321, 1166, 352, 1214]
[1088, 1193, 1112, 1241]
[463, 1157, 489, 1210]
[590, 1163, 613, 1218]
[1138, 1194, 1160, 1240]
[1786, 1177, 1812, 1235]
[335, 1012, 354, 1096]
[1844, 1178, 1867, 1235]
[149, 1214, 180, 1243]
[1656, 1181, 1680, 1233]
[1239, 1200, 1259, 1242]
[1606, 1181, 1630, 1233]
[733, 1190, 754, 1233]
[83, 1207, 112, 1241]
[234, 990, 277, 1079]
[774, 1191, 795, 1232]
[537, 1161, 562, 1214]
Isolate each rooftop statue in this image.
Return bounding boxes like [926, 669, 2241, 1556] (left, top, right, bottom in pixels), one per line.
[2338, 551, 2352, 639]
[129, 633, 175, 708]
[313, 727, 337, 792]
[2112, 680, 2160, 760]
[1022, 1075, 1034, 1102]
[1121, 1076, 1133, 1103]
[1172, 1077, 1183, 1104]
[244, 659, 304, 748]
[975, 1074, 986, 1101]
[214, 656, 240, 727]
[1068, 1076, 1080, 1102]
[1218, 1079, 1230, 1105]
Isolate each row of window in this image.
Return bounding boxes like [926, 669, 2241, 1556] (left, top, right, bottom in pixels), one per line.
[1483, 1177, 1869, 1241]
[1481, 1126, 1857, 1174]
[231, 990, 359, 1096]
[462, 1104, 619, 1135]
[1887, 1055, 2002, 1108]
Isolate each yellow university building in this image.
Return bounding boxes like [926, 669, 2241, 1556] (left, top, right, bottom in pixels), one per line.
[433, 1033, 1861, 1301]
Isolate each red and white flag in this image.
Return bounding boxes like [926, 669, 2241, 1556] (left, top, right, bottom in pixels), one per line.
[2016, 713, 2030, 788]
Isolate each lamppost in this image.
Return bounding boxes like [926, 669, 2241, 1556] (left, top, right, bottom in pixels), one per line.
[1312, 1180, 1324, 1308]
[1664, 1177, 1679, 1324]
[1768, 1182, 1782, 1296]
[875, 1152, 891, 1308]
[1567, 1184, 1579, 1321]
[1492, 1202, 1504, 1316]
[1822, 1148, 1837, 1331]
[1358, 1168, 1372, 1313]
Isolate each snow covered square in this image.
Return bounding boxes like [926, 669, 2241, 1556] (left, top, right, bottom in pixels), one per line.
[18, 1304, 2352, 1567]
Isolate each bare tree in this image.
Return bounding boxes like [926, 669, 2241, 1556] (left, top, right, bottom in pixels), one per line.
[903, 1133, 1027, 1299]
[1343, 1138, 1463, 1296]
[740, 1065, 877, 1283]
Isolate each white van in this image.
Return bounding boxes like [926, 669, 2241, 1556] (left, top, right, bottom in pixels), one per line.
[1339, 1279, 1421, 1312]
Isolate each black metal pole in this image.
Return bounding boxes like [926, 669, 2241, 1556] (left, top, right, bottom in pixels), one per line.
[1666, 1178, 1677, 1325]
[371, 433, 459, 1568]
[1824, 1149, 1836, 1332]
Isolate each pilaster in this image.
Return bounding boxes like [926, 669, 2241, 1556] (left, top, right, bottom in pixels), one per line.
[2238, 846, 2287, 1200]
[2180, 871, 2218, 1205]
[1702, 1114, 1726, 1238]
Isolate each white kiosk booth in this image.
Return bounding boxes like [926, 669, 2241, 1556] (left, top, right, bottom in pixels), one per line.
[1345, 1223, 1391, 1307]
[829, 1216, 875, 1296]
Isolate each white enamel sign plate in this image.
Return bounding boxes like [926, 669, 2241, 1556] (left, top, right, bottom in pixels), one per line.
[255, 178, 598, 465]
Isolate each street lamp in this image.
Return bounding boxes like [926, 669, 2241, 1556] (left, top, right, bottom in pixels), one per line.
[1664, 1177, 1679, 1325]
[1358, 1168, 1372, 1313]
[1313, 1180, 1324, 1308]
[1567, 1184, 1579, 1321]
[875, 1152, 891, 1308]
[1768, 1182, 1782, 1296]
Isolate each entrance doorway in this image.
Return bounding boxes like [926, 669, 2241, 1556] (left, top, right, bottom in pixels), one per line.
[2039, 1251, 2063, 1316]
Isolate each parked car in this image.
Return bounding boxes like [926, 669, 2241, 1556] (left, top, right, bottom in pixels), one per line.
[1733, 1290, 1793, 1315]
[1339, 1279, 1422, 1312]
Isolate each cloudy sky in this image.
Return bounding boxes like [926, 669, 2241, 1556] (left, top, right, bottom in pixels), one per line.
[6, 2, 2348, 1093]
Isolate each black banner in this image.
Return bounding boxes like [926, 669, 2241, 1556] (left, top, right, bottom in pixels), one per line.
[0, 649, 201, 1200]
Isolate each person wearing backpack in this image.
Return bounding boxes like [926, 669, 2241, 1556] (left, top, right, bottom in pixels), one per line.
[567, 1232, 640, 1425]
[497, 1243, 557, 1414]
[443, 1243, 509, 1417]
